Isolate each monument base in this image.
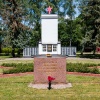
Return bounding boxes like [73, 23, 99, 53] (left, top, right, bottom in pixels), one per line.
[28, 83, 72, 89]
[34, 55, 67, 84]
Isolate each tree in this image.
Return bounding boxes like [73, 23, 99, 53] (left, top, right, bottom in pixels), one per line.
[80, 0, 100, 54]
[0, 0, 30, 57]
[61, 0, 76, 47]
[71, 17, 83, 50]
[58, 17, 69, 46]
[0, 19, 8, 53]
[0, 28, 3, 53]
[0, 19, 3, 53]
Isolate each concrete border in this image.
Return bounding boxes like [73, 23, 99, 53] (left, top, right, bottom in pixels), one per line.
[28, 83, 72, 89]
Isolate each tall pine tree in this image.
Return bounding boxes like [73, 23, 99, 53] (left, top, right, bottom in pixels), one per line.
[80, 0, 100, 54]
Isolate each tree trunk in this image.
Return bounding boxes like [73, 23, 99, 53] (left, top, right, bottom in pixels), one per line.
[0, 43, 1, 53]
[93, 45, 96, 55]
[12, 46, 15, 57]
[81, 44, 84, 55]
[17, 48, 21, 57]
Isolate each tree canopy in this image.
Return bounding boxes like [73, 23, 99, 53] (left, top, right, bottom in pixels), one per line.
[80, 0, 100, 54]
[0, 0, 100, 56]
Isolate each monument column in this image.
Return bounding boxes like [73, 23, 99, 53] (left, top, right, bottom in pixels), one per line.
[38, 6, 61, 55]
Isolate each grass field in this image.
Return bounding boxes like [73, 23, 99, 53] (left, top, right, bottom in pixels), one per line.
[0, 56, 11, 60]
[0, 75, 100, 100]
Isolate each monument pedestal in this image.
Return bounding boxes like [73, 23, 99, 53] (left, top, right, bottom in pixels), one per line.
[34, 55, 66, 84]
[29, 55, 72, 89]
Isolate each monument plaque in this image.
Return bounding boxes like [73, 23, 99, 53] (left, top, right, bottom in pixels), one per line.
[34, 55, 66, 84]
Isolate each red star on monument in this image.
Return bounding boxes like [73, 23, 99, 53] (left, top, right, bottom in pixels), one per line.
[47, 6, 52, 14]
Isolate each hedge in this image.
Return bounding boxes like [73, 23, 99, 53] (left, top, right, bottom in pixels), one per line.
[1, 48, 20, 54]
[2, 62, 100, 74]
[2, 63, 33, 74]
[67, 63, 100, 74]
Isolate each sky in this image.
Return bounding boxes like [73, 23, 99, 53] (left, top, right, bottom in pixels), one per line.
[75, 7, 80, 17]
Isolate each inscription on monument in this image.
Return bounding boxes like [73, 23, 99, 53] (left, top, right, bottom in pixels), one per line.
[37, 62, 58, 72]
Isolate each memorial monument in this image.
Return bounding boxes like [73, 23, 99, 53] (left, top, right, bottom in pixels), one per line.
[38, 6, 61, 55]
[29, 6, 72, 89]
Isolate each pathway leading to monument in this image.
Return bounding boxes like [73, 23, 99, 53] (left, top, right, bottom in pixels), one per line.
[0, 57, 100, 61]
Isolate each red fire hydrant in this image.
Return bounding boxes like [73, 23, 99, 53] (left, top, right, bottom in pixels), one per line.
[48, 76, 55, 90]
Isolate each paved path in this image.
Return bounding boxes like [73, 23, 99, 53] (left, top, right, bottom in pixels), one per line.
[2, 57, 100, 60]
[0, 58, 33, 61]
[1, 57, 99, 64]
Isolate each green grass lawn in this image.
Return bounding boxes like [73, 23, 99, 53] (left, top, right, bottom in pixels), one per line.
[0, 75, 100, 100]
[0, 56, 11, 60]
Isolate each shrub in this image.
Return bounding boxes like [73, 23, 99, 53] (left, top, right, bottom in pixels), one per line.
[1, 48, 19, 54]
[91, 67, 100, 74]
[76, 66, 90, 73]
[2, 63, 33, 74]
[2, 48, 12, 54]
[67, 63, 100, 74]
[0, 53, 11, 56]
[2, 63, 17, 67]
[98, 63, 100, 66]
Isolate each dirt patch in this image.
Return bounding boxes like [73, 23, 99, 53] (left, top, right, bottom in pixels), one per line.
[0, 72, 100, 78]
[67, 72, 100, 77]
[0, 66, 13, 70]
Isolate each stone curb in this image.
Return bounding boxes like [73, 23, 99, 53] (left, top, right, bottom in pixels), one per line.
[28, 83, 72, 89]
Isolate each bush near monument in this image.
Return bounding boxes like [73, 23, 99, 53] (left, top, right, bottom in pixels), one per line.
[0, 48, 23, 57]
[67, 63, 100, 74]
[1, 63, 100, 74]
[2, 63, 33, 74]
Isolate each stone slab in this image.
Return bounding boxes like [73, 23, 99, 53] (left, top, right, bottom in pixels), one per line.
[28, 83, 72, 89]
[34, 56, 66, 84]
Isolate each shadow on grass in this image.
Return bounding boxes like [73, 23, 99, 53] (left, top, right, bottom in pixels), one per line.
[77, 54, 100, 59]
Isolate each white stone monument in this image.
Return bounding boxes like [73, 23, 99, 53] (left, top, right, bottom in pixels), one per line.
[38, 6, 61, 55]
